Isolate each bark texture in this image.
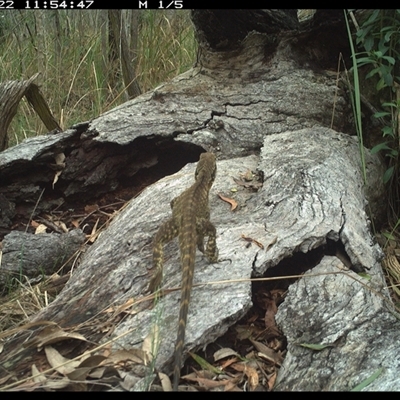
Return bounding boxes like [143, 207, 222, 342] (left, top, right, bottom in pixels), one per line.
[0, 10, 394, 391]
[0, 230, 85, 293]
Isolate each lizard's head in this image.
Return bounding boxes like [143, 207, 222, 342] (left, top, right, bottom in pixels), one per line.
[195, 152, 217, 184]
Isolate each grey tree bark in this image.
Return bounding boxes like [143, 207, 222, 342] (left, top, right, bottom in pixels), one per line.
[0, 10, 396, 392]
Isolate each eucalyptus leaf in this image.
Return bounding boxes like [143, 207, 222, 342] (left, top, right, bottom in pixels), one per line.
[351, 368, 383, 391]
[299, 343, 334, 351]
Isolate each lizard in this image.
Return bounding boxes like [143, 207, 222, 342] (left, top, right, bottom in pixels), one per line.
[148, 152, 218, 391]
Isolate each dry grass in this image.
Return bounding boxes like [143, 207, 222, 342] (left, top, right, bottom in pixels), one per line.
[0, 10, 197, 146]
[0, 277, 54, 334]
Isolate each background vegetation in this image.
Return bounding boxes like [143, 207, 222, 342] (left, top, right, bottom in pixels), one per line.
[350, 10, 400, 224]
[0, 9, 197, 147]
[346, 9, 400, 302]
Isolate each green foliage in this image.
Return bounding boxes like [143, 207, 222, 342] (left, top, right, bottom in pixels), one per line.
[344, 11, 367, 184]
[355, 10, 400, 91]
[299, 343, 334, 351]
[352, 10, 400, 185]
[350, 367, 383, 391]
[189, 351, 223, 375]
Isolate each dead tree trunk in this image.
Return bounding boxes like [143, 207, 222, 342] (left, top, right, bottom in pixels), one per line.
[0, 10, 397, 391]
[0, 73, 60, 151]
[108, 10, 141, 99]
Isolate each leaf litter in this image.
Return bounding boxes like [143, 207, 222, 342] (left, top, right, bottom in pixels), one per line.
[0, 169, 291, 392]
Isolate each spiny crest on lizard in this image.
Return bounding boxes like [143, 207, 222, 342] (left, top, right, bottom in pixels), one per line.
[148, 152, 218, 391]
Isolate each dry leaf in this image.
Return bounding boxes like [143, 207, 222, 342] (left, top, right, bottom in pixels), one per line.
[65, 354, 108, 381]
[230, 363, 245, 372]
[101, 349, 147, 366]
[214, 348, 240, 361]
[24, 325, 87, 350]
[223, 379, 242, 392]
[268, 371, 277, 390]
[142, 325, 160, 362]
[54, 153, 66, 165]
[67, 367, 93, 381]
[100, 345, 112, 358]
[230, 363, 259, 391]
[79, 354, 107, 368]
[245, 366, 259, 391]
[159, 371, 173, 392]
[0, 373, 12, 385]
[44, 345, 80, 375]
[249, 340, 283, 366]
[104, 298, 135, 315]
[0, 320, 58, 340]
[85, 204, 99, 214]
[52, 153, 66, 188]
[54, 220, 68, 233]
[88, 218, 100, 243]
[88, 366, 117, 379]
[43, 377, 71, 390]
[31, 364, 46, 383]
[53, 170, 62, 188]
[218, 193, 238, 211]
[10, 380, 43, 391]
[66, 355, 110, 381]
[235, 325, 257, 340]
[120, 372, 140, 391]
[31, 365, 71, 390]
[219, 357, 240, 370]
[241, 234, 264, 249]
[34, 224, 48, 234]
[183, 372, 229, 389]
[31, 220, 40, 228]
[263, 294, 278, 330]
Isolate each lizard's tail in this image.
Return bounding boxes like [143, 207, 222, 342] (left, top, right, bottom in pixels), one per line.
[173, 220, 197, 391]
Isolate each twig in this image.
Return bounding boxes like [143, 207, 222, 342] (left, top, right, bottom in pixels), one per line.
[25, 188, 45, 233]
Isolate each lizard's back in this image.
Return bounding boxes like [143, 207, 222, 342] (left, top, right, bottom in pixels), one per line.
[149, 152, 218, 391]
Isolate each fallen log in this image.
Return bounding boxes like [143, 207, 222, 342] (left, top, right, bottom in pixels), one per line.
[0, 10, 395, 392]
